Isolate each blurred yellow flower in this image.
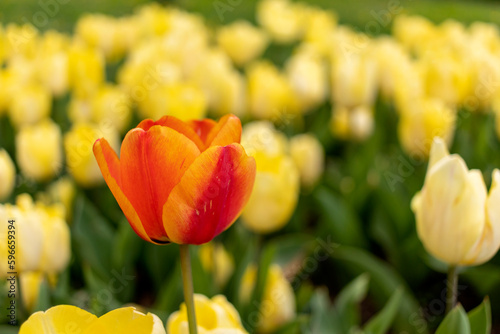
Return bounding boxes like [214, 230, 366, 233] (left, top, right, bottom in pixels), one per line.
[36, 30, 70, 96]
[240, 264, 295, 333]
[167, 294, 247, 334]
[19, 272, 45, 312]
[330, 105, 374, 141]
[190, 49, 246, 117]
[8, 83, 51, 128]
[139, 83, 206, 122]
[47, 177, 76, 221]
[398, 98, 456, 158]
[412, 137, 500, 265]
[0, 149, 15, 201]
[68, 43, 105, 98]
[247, 61, 299, 121]
[241, 122, 299, 234]
[19, 305, 165, 334]
[257, 0, 306, 44]
[70, 85, 132, 134]
[4, 23, 39, 60]
[285, 46, 328, 113]
[64, 122, 120, 187]
[392, 15, 437, 55]
[16, 119, 62, 181]
[216, 20, 269, 67]
[199, 242, 234, 288]
[76, 14, 128, 61]
[289, 133, 324, 187]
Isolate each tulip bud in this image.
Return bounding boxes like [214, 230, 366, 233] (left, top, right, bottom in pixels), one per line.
[216, 20, 269, 67]
[398, 98, 456, 158]
[290, 133, 324, 187]
[241, 122, 300, 234]
[16, 119, 63, 182]
[240, 264, 295, 333]
[199, 242, 234, 288]
[8, 83, 51, 128]
[65, 122, 120, 187]
[412, 137, 500, 265]
[0, 149, 15, 201]
[247, 61, 299, 121]
[167, 294, 247, 334]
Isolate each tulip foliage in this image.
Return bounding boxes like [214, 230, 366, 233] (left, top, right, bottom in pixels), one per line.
[1, 0, 500, 333]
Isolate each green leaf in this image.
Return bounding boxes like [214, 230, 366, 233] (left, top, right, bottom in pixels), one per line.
[72, 194, 115, 281]
[364, 287, 404, 334]
[334, 274, 370, 331]
[308, 288, 341, 334]
[330, 245, 426, 334]
[314, 186, 367, 248]
[0, 325, 19, 334]
[436, 305, 470, 334]
[467, 298, 491, 334]
[32, 279, 51, 313]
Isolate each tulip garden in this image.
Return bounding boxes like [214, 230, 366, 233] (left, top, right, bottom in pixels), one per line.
[2, 0, 500, 333]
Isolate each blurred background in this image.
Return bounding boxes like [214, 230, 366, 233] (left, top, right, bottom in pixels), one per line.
[2, 0, 500, 333]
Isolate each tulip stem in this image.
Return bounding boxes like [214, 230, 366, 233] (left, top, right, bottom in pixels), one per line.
[446, 265, 458, 314]
[180, 244, 198, 334]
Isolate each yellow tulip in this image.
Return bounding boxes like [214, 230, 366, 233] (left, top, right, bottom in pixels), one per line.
[76, 14, 128, 61]
[289, 133, 324, 187]
[20, 272, 45, 312]
[285, 46, 328, 113]
[139, 83, 206, 122]
[392, 15, 437, 55]
[199, 242, 234, 288]
[0, 195, 44, 276]
[330, 105, 374, 141]
[36, 30, 70, 96]
[39, 204, 71, 274]
[68, 43, 105, 98]
[216, 20, 269, 67]
[64, 122, 120, 187]
[247, 61, 299, 121]
[241, 122, 299, 234]
[4, 23, 39, 60]
[47, 177, 76, 221]
[167, 294, 247, 334]
[0, 149, 15, 201]
[412, 137, 500, 265]
[19, 305, 165, 334]
[8, 83, 51, 128]
[398, 98, 456, 158]
[190, 49, 246, 117]
[240, 264, 295, 333]
[16, 119, 63, 181]
[257, 0, 306, 44]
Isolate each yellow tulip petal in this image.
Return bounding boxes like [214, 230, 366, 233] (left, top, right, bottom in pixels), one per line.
[19, 305, 97, 334]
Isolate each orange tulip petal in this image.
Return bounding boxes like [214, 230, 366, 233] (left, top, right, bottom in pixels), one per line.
[188, 119, 217, 144]
[93, 139, 153, 243]
[205, 114, 242, 148]
[120, 126, 201, 243]
[137, 116, 205, 151]
[162, 144, 256, 244]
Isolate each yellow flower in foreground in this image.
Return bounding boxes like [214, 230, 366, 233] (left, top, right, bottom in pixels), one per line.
[0, 149, 15, 201]
[64, 122, 120, 187]
[168, 294, 247, 334]
[240, 264, 295, 333]
[289, 133, 324, 187]
[199, 242, 234, 288]
[241, 122, 299, 234]
[19, 305, 165, 334]
[16, 119, 63, 181]
[217, 20, 269, 67]
[412, 137, 500, 266]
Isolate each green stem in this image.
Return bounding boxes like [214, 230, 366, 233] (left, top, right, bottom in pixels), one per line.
[446, 265, 458, 314]
[180, 244, 198, 334]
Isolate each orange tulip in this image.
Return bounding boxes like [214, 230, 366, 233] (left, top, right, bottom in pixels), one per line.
[93, 114, 256, 245]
